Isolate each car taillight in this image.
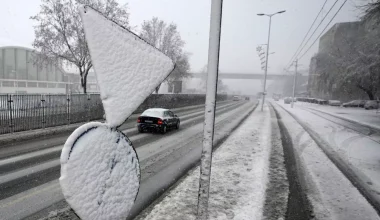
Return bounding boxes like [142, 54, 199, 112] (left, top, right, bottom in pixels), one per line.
[137, 117, 141, 123]
[157, 119, 163, 125]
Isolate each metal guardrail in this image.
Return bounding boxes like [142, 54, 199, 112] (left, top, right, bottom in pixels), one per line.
[0, 94, 104, 135]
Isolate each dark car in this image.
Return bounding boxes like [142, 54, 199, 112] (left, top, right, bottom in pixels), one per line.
[343, 100, 366, 107]
[284, 97, 292, 104]
[328, 100, 341, 106]
[137, 108, 180, 134]
[365, 100, 379, 110]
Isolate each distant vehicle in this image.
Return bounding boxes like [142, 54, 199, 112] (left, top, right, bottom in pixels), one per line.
[343, 100, 366, 108]
[328, 100, 342, 106]
[137, 108, 180, 134]
[273, 93, 281, 101]
[284, 97, 292, 104]
[233, 96, 240, 101]
[245, 97, 250, 101]
[364, 100, 379, 110]
[316, 99, 328, 105]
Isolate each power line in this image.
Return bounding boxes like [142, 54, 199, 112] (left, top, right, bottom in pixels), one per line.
[298, 0, 348, 60]
[286, 0, 340, 70]
[286, 0, 328, 68]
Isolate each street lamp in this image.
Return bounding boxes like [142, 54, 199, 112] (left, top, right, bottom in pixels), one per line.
[257, 10, 286, 111]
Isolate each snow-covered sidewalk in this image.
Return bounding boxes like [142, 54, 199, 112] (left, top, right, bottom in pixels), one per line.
[136, 105, 272, 220]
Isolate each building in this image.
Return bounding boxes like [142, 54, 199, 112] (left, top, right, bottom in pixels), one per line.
[318, 22, 361, 53]
[0, 46, 69, 94]
[64, 71, 99, 94]
[308, 21, 369, 101]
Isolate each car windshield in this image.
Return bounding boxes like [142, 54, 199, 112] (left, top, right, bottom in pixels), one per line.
[141, 109, 164, 117]
[3, 0, 380, 220]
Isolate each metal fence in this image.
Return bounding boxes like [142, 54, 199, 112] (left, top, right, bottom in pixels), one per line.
[0, 94, 104, 135]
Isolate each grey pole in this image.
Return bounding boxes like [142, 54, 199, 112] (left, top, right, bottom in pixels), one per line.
[197, 0, 223, 219]
[291, 59, 298, 108]
[261, 16, 271, 111]
[257, 10, 285, 111]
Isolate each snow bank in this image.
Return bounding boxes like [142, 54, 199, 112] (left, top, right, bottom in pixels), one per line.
[79, 6, 174, 127]
[138, 105, 272, 220]
[60, 122, 140, 220]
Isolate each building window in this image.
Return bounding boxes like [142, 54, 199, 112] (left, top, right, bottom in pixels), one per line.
[38, 64, 47, 81]
[27, 82, 37, 87]
[48, 83, 56, 88]
[17, 82, 27, 87]
[47, 63, 56, 81]
[27, 51, 38, 80]
[38, 82, 47, 88]
[16, 49, 27, 80]
[2, 81, 14, 87]
[4, 49, 16, 79]
[56, 68, 64, 82]
[0, 49, 3, 78]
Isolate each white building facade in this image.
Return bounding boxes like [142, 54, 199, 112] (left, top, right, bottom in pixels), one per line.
[0, 46, 69, 94]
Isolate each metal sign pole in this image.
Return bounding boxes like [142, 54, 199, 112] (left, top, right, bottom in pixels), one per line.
[197, 0, 223, 219]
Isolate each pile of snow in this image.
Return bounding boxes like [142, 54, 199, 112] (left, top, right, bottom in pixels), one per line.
[79, 6, 174, 127]
[138, 105, 272, 220]
[60, 122, 140, 220]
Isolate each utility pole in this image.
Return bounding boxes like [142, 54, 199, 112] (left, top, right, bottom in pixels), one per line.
[291, 59, 298, 108]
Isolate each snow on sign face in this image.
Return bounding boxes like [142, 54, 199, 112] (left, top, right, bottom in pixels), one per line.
[60, 122, 140, 220]
[79, 6, 174, 127]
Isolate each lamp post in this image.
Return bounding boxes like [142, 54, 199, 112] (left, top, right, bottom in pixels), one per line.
[291, 59, 298, 108]
[257, 10, 286, 111]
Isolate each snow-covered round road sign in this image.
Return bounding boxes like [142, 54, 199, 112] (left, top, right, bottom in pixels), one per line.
[60, 122, 139, 220]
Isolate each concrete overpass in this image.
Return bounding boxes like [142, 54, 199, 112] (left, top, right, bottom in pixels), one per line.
[190, 72, 308, 80]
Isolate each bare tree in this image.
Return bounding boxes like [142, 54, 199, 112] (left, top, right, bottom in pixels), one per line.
[140, 17, 190, 93]
[31, 0, 129, 93]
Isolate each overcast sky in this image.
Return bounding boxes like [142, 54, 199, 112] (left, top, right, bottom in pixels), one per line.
[0, 0, 364, 94]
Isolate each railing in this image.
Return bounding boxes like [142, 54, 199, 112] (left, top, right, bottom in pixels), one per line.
[0, 94, 104, 135]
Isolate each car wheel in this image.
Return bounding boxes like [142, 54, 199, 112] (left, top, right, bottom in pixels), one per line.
[161, 125, 167, 134]
[138, 126, 143, 133]
[175, 121, 180, 129]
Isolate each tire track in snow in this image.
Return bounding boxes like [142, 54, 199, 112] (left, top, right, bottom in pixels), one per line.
[269, 103, 314, 220]
[262, 105, 289, 220]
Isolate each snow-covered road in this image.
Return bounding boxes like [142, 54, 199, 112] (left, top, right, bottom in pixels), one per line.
[0, 100, 256, 220]
[273, 100, 380, 219]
